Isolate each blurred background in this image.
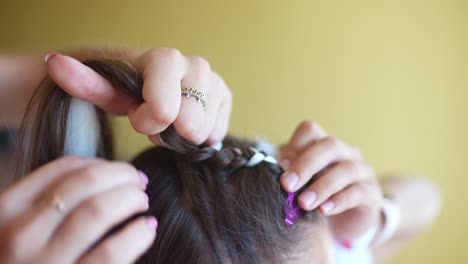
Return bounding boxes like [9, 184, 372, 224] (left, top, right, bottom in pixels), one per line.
[1, 0, 467, 263]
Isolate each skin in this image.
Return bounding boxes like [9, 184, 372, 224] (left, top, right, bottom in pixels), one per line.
[291, 217, 335, 264]
[279, 121, 442, 263]
[0, 47, 232, 263]
[0, 156, 156, 263]
[0, 49, 440, 262]
[1, 48, 233, 145]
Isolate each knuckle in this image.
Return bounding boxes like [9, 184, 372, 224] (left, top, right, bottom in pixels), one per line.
[83, 198, 107, 220]
[110, 162, 138, 180]
[151, 48, 183, 63]
[80, 167, 102, 186]
[299, 120, 319, 133]
[340, 160, 360, 174]
[298, 151, 319, 169]
[178, 121, 201, 142]
[324, 136, 341, 149]
[215, 72, 232, 97]
[149, 103, 178, 127]
[190, 56, 211, 73]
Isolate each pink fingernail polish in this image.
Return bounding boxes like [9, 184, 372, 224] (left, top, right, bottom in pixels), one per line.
[146, 216, 158, 230]
[282, 172, 299, 191]
[138, 170, 149, 186]
[44, 52, 59, 63]
[337, 240, 353, 250]
[321, 201, 335, 213]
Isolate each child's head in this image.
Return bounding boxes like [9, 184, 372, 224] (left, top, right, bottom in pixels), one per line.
[16, 59, 334, 264]
[132, 134, 323, 263]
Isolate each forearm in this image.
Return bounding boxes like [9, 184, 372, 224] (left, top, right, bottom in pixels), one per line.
[372, 176, 442, 263]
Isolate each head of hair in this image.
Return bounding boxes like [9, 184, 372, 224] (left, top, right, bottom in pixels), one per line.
[15, 59, 318, 264]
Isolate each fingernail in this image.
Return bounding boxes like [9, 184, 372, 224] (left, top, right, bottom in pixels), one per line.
[301, 191, 317, 207]
[281, 172, 299, 191]
[279, 159, 291, 170]
[145, 216, 158, 230]
[321, 201, 335, 213]
[138, 170, 149, 186]
[44, 52, 60, 63]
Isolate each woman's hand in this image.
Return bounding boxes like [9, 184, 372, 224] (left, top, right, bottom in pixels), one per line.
[0, 156, 156, 264]
[45, 48, 232, 145]
[279, 121, 382, 240]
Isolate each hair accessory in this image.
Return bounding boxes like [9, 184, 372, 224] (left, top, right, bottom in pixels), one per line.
[211, 142, 223, 151]
[284, 192, 300, 227]
[64, 98, 100, 157]
[245, 147, 278, 167]
[254, 137, 277, 157]
[181, 87, 207, 110]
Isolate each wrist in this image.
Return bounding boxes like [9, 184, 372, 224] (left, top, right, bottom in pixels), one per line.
[372, 195, 401, 247]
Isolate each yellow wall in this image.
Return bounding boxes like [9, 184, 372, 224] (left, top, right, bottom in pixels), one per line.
[2, 1, 467, 263]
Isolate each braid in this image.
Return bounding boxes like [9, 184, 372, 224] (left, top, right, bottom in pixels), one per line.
[18, 57, 318, 264]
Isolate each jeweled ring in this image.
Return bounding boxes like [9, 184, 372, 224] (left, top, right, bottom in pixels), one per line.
[51, 194, 65, 213]
[181, 87, 207, 111]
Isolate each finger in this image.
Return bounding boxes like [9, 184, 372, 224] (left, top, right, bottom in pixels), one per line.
[0, 156, 103, 227]
[280, 137, 353, 192]
[191, 71, 226, 144]
[128, 48, 185, 135]
[191, 90, 221, 144]
[46, 53, 134, 115]
[45, 186, 149, 263]
[78, 216, 157, 264]
[172, 56, 211, 144]
[278, 121, 327, 163]
[288, 121, 328, 151]
[205, 72, 232, 145]
[349, 145, 364, 160]
[319, 181, 380, 215]
[128, 102, 179, 135]
[297, 160, 373, 210]
[4, 162, 148, 254]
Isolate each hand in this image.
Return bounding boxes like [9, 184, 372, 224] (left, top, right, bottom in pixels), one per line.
[0, 156, 156, 264]
[45, 48, 232, 145]
[279, 121, 382, 239]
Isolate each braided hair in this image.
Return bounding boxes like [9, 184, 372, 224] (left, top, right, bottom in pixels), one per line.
[15, 59, 318, 264]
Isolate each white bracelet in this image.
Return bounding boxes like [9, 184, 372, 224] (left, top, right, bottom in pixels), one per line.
[373, 197, 400, 247]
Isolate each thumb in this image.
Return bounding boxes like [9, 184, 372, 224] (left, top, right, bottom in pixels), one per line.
[45, 53, 134, 115]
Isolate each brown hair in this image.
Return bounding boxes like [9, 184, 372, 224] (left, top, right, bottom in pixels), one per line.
[15, 59, 318, 264]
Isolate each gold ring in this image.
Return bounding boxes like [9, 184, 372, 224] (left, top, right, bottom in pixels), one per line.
[181, 87, 207, 111]
[51, 194, 65, 213]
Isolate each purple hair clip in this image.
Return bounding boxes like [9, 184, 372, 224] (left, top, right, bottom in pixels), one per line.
[284, 192, 300, 227]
